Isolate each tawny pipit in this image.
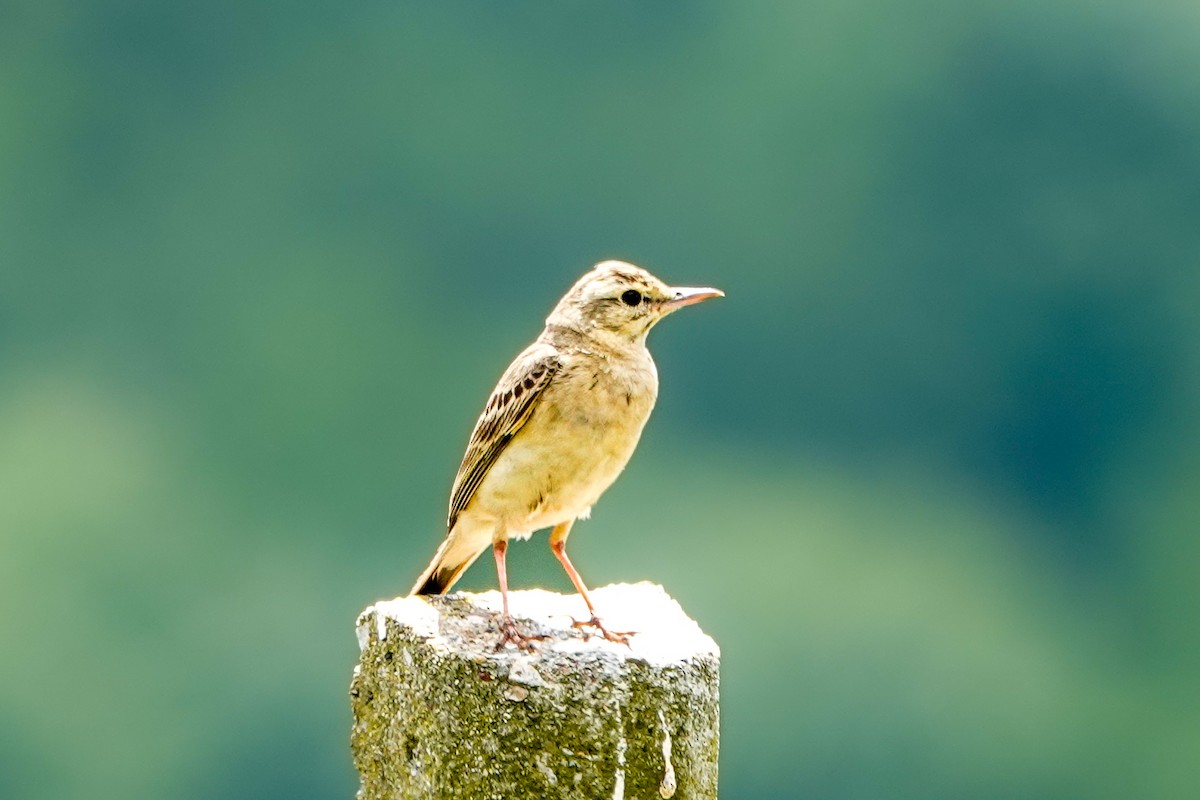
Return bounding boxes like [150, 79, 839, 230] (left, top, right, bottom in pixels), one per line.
[411, 260, 723, 647]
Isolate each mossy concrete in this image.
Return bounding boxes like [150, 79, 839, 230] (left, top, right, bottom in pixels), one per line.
[350, 583, 719, 799]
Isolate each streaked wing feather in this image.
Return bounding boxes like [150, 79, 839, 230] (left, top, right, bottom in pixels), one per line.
[447, 346, 559, 530]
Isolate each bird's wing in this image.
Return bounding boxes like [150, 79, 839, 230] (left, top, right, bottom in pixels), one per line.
[447, 344, 560, 531]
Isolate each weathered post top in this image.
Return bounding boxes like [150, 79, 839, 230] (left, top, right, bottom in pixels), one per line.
[350, 582, 720, 800]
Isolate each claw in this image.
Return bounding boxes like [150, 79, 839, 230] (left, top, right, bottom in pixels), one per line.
[494, 615, 547, 652]
[571, 615, 634, 646]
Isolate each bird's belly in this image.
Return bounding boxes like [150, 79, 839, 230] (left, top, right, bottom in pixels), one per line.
[469, 380, 655, 535]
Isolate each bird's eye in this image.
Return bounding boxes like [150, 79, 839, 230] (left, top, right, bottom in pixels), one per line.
[620, 289, 643, 306]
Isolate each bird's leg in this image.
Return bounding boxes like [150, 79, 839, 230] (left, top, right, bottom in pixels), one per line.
[549, 521, 633, 645]
[492, 538, 544, 651]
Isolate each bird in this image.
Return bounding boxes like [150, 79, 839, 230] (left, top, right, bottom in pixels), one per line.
[410, 260, 723, 648]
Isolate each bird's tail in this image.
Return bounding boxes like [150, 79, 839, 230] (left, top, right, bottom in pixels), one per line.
[410, 533, 488, 595]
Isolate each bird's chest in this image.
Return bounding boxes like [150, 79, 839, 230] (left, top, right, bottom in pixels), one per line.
[504, 353, 658, 521]
[542, 353, 658, 451]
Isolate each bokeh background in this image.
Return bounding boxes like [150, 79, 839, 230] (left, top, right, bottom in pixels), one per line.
[3, 1, 1199, 798]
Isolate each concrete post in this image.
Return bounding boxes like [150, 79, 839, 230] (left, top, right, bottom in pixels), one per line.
[350, 582, 720, 799]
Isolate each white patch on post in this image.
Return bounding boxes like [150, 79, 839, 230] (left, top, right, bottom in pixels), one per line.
[658, 708, 676, 798]
[611, 701, 627, 800]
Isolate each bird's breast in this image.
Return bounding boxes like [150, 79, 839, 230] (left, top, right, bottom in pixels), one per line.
[470, 351, 658, 532]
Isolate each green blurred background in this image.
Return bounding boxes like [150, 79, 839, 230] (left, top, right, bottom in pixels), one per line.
[3, 1, 1199, 798]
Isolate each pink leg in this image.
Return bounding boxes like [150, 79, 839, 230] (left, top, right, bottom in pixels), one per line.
[549, 521, 632, 645]
[492, 539, 544, 650]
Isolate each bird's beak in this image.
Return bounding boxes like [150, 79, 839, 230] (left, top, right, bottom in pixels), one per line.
[662, 286, 724, 312]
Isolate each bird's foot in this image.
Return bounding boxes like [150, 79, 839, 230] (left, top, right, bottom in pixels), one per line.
[494, 615, 547, 652]
[571, 615, 634, 646]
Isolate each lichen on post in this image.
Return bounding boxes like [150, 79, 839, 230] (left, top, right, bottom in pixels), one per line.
[350, 582, 720, 800]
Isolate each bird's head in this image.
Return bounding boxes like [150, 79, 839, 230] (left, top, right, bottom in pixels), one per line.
[547, 260, 723, 344]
